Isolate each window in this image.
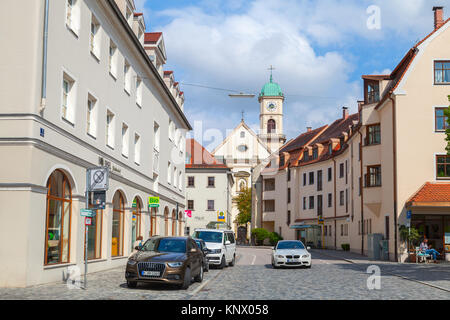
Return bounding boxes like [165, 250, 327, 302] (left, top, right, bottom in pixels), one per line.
[90, 14, 101, 58]
[109, 41, 118, 78]
[264, 200, 275, 212]
[317, 170, 322, 191]
[328, 144, 332, 155]
[287, 211, 291, 226]
[208, 177, 215, 187]
[86, 95, 97, 137]
[287, 168, 291, 182]
[303, 173, 307, 186]
[309, 196, 314, 209]
[178, 171, 183, 190]
[106, 110, 115, 148]
[341, 224, 344, 236]
[317, 195, 323, 216]
[187, 176, 195, 187]
[303, 197, 306, 210]
[136, 77, 143, 106]
[345, 160, 348, 185]
[339, 191, 344, 206]
[339, 163, 344, 178]
[66, 0, 80, 34]
[134, 133, 141, 165]
[304, 150, 309, 162]
[328, 193, 332, 208]
[45, 170, 72, 265]
[124, 60, 131, 94]
[367, 82, 380, 104]
[312, 148, 318, 160]
[366, 165, 382, 187]
[240, 131, 245, 138]
[187, 200, 194, 210]
[385, 216, 390, 240]
[437, 155, 450, 178]
[169, 120, 175, 141]
[121, 123, 129, 157]
[329, 225, 332, 237]
[167, 162, 171, 184]
[435, 108, 449, 131]
[131, 198, 142, 253]
[62, 74, 75, 123]
[173, 167, 177, 187]
[287, 188, 291, 203]
[267, 119, 276, 133]
[154, 122, 160, 151]
[207, 200, 215, 211]
[345, 189, 348, 213]
[309, 172, 314, 185]
[366, 124, 381, 145]
[434, 61, 450, 84]
[324, 226, 328, 236]
[328, 167, 332, 181]
[112, 192, 125, 257]
[87, 200, 102, 260]
[264, 178, 275, 191]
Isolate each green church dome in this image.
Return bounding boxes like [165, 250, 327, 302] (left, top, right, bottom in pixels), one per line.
[260, 75, 283, 97]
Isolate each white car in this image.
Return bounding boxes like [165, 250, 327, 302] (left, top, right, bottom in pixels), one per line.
[271, 240, 312, 268]
[192, 229, 236, 269]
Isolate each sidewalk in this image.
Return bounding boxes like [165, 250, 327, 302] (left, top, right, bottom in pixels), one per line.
[312, 249, 450, 293]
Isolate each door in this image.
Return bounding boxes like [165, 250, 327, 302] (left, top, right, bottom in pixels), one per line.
[188, 239, 201, 274]
[224, 232, 235, 262]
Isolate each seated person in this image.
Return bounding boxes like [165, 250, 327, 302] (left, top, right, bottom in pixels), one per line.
[425, 244, 440, 261]
[419, 239, 428, 252]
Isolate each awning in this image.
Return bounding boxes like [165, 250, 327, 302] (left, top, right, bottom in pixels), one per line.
[290, 225, 321, 229]
[406, 182, 450, 208]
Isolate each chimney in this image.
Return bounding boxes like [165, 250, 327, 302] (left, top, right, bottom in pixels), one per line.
[306, 127, 312, 132]
[433, 6, 444, 30]
[342, 106, 349, 120]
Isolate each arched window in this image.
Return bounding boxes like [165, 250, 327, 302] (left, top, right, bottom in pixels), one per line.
[45, 170, 72, 265]
[267, 119, 276, 133]
[172, 210, 176, 236]
[178, 211, 183, 236]
[131, 197, 142, 250]
[87, 193, 103, 260]
[112, 192, 125, 257]
[239, 179, 247, 192]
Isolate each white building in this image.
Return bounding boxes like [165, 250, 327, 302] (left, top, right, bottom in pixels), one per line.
[0, 0, 191, 287]
[184, 139, 234, 234]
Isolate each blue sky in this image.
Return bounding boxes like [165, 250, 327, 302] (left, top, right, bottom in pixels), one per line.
[135, 0, 449, 150]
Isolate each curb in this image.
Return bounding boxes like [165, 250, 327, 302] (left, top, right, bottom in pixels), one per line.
[315, 250, 450, 293]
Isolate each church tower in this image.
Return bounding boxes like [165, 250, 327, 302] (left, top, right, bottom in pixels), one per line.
[258, 70, 286, 153]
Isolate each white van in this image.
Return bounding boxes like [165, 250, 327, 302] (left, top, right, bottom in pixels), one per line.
[193, 228, 236, 268]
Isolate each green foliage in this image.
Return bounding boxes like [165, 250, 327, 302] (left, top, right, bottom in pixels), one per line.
[251, 228, 270, 242]
[233, 188, 252, 225]
[341, 244, 350, 251]
[399, 225, 421, 245]
[445, 96, 450, 155]
[268, 232, 283, 246]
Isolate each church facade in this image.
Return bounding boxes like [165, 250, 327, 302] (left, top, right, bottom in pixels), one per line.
[211, 75, 286, 235]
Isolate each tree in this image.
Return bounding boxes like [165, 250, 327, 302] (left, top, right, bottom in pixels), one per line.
[233, 187, 252, 225]
[445, 95, 450, 155]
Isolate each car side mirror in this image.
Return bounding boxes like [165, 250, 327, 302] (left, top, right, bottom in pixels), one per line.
[307, 247, 311, 250]
[273, 246, 276, 250]
[135, 246, 141, 251]
[225, 240, 231, 245]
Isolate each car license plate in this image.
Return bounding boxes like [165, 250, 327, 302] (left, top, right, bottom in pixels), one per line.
[287, 259, 293, 263]
[142, 271, 160, 277]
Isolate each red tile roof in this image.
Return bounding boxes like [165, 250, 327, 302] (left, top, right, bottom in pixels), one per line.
[407, 182, 450, 206]
[144, 32, 162, 44]
[185, 139, 228, 169]
[164, 70, 174, 76]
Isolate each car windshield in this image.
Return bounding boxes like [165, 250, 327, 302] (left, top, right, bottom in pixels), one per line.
[140, 238, 186, 253]
[277, 241, 305, 250]
[193, 231, 223, 243]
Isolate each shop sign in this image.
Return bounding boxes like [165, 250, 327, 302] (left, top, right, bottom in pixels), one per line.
[217, 211, 226, 222]
[185, 210, 192, 218]
[80, 209, 95, 217]
[148, 196, 160, 208]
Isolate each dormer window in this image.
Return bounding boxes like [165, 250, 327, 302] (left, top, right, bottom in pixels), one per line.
[312, 148, 318, 160]
[304, 150, 309, 161]
[365, 80, 380, 104]
[328, 144, 332, 155]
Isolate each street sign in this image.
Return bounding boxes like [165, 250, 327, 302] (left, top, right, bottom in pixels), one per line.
[318, 217, 324, 225]
[91, 191, 106, 210]
[87, 167, 109, 191]
[148, 196, 160, 208]
[406, 210, 412, 219]
[80, 209, 95, 217]
[85, 217, 92, 226]
[217, 211, 226, 222]
[185, 210, 192, 218]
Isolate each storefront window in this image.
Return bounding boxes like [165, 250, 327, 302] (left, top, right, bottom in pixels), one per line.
[86, 208, 102, 260]
[45, 170, 72, 265]
[131, 198, 142, 249]
[112, 192, 125, 257]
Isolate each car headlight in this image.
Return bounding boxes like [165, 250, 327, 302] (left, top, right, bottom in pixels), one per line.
[276, 255, 284, 259]
[127, 259, 137, 266]
[209, 249, 221, 254]
[302, 255, 310, 259]
[168, 262, 183, 268]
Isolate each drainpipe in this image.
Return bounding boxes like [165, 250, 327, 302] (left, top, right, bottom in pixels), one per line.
[39, 0, 49, 113]
[358, 129, 364, 256]
[333, 158, 337, 249]
[389, 95, 399, 262]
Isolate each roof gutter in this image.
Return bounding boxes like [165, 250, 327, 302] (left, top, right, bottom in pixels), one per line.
[106, 0, 192, 130]
[39, 0, 49, 114]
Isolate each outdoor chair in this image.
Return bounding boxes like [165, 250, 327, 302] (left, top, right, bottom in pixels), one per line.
[415, 247, 432, 263]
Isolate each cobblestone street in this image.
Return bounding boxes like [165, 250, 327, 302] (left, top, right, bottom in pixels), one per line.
[1, 247, 449, 300]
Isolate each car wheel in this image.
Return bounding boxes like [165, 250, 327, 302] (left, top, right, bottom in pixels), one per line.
[194, 265, 204, 283]
[127, 281, 137, 288]
[228, 254, 235, 267]
[180, 267, 191, 290]
[219, 255, 226, 269]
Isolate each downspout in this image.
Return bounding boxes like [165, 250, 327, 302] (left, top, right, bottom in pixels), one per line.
[358, 129, 364, 256]
[39, 0, 49, 113]
[333, 158, 337, 249]
[389, 95, 399, 262]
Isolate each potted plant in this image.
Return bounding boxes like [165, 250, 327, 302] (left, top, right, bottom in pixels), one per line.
[399, 225, 421, 262]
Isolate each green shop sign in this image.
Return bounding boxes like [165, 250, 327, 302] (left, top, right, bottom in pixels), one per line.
[148, 196, 160, 208]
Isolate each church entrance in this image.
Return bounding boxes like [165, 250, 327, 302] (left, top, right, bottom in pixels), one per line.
[237, 226, 248, 245]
